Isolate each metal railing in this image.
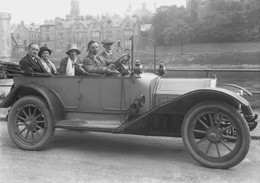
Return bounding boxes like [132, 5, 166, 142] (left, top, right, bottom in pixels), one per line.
[163, 68, 260, 95]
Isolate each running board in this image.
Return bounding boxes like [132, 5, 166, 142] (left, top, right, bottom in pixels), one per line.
[55, 119, 122, 132]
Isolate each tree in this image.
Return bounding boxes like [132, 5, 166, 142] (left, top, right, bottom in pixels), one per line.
[151, 5, 190, 45]
[190, 0, 199, 23]
[163, 20, 193, 54]
[192, 0, 260, 43]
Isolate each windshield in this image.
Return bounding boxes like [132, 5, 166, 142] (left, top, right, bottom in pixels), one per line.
[131, 35, 156, 71]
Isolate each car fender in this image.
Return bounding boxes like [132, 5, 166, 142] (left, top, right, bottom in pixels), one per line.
[115, 87, 252, 133]
[0, 84, 65, 123]
[218, 83, 252, 96]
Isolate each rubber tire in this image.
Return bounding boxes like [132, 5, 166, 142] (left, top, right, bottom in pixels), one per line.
[181, 101, 250, 169]
[8, 96, 54, 150]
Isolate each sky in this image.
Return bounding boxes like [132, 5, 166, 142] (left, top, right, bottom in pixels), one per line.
[0, 0, 186, 25]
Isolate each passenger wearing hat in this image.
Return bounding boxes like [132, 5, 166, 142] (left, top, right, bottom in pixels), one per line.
[59, 44, 83, 76]
[38, 46, 58, 75]
[83, 40, 119, 75]
[99, 39, 117, 66]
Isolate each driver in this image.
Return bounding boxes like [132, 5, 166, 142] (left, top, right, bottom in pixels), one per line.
[99, 39, 116, 66]
[83, 40, 119, 75]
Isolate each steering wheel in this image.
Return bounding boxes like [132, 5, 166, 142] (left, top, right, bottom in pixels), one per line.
[114, 54, 131, 75]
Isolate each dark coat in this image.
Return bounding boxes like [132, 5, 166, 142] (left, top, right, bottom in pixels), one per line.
[99, 51, 116, 66]
[59, 57, 82, 76]
[19, 54, 46, 74]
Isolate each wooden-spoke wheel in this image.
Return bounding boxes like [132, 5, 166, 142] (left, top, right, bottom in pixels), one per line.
[182, 101, 250, 169]
[8, 96, 54, 150]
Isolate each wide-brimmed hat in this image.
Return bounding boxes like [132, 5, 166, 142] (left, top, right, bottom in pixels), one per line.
[66, 44, 81, 55]
[38, 46, 52, 57]
[101, 38, 115, 45]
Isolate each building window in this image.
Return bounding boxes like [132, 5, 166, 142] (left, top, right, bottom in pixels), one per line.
[77, 41, 82, 47]
[46, 34, 50, 41]
[91, 31, 100, 38]
[24, 40, 27, 45]
[74, 33, 82, 39]
[117, 40, 121, 47]
[58, 33, 63, 40]
[16, 34, 20, 39]
[76, 24, 80, 30]
[106, 30, 112, 38]
[117, 30, 120, 37]
[59, 42, 62, 48]
[124, 30, 133, 37]
[126, 22, 130, 28]
[46, 27, 50, 32]
[125, 40, 131, 46]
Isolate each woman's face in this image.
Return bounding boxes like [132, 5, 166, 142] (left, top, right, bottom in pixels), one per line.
[69, 50, 77, 59]
[41, 50, 50, 60]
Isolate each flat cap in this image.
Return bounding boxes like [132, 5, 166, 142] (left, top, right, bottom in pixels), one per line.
[101, 38, 115, 45]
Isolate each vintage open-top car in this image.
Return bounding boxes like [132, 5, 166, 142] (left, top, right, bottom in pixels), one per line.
[0, 36, 258, 169]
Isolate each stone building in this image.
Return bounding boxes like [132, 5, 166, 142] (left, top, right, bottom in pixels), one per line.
[12, 21, 40, 52]
[40, 0, 141, 53]
[0, 12, 12, 61]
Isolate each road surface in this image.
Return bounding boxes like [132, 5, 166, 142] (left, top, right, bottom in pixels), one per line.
[0, 119, 260, 183]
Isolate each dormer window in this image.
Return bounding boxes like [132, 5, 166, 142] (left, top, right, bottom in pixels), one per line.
[126, 21, 130, 28]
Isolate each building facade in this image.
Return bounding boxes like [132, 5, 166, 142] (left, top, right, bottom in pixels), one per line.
[40, 0, 141, 53]
[0, 12, 12, 61]
[40, 16, 141, 53]
[12, 21, 40, 51]
[12, 0, 142, 53]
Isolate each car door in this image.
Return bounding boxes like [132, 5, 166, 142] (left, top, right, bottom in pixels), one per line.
[79, 76, 131, 113]
[51, 76, 81, 109]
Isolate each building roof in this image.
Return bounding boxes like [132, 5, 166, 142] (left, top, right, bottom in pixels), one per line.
[25, 24, 40, 32]
[41, 20, 56, 26]
[101, 17, 124, 27]
[39, 16, 140, 30]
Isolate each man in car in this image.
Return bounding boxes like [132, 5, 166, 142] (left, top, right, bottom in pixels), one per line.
[83, 40, 119, 75]
[99, 39, 116, 66]
[19, 43, 47, 74]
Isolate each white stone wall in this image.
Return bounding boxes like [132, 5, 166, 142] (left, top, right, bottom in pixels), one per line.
[0, 12, 12, 62]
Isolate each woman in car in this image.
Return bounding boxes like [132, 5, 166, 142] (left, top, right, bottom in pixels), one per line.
[38, 46, 58, 75]
[59, 44, 82, 76]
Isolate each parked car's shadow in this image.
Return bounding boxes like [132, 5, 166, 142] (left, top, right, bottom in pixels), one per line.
[49, 129, 192, 164]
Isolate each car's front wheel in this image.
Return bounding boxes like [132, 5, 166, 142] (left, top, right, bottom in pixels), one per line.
[181, 101, 250, 169]
[8, 96, 54, 150]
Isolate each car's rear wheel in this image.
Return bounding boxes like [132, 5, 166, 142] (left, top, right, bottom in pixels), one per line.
[181, 101, 250, 169]
[8, 96, 54, 150]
